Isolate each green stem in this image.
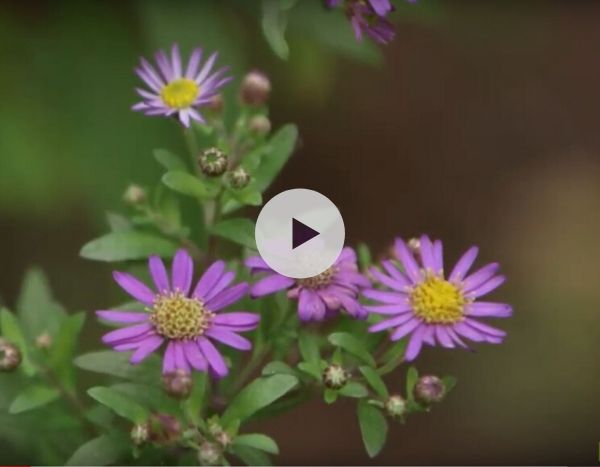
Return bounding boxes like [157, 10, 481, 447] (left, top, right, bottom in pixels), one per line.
[227, 343, 270, 396]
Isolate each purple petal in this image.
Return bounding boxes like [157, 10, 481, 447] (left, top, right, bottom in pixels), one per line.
[96, 310, 149, 324]
[467, 275, 506, 299]
[162, 341, 176, 373]
[334, 270, 370, 288]
[173, 341, 190, 373]
[368, 0, 393, 16]
[244, 256, 271, 272]
[462, 263, 500, 293]
[446, 327, 469, 349]
[203, 271, 235, 302]
[205, 283, 249, 311]
[337, 293, 366, 319]
[364, 303, 412, 315]
[404, 325, 426, 361]
[179, 110, 191, 127]
[251, 274, 295, 297]
[102, 323, 154, 345]
[421, 325, 436, 346]
[212, 312, 260, 327]
[195, 52, 217, 84]
[171, 249, 194, 295]
[298, 289, 326, 321]
[464, 318, 507, 337]
[453, 321, 485, 342]
[390, 317, 421, 341]
[198, 337, 228, 377]
[155, 49, 174, 82]
[465, 302, 512, 318]
[149, 255, 170, 293]
[171, 44, 182, 78]
[369, 313, 414, 332]
[432, 240, 444, 274]
[435, 325, 454, 348]
[449, 246, 479, 283]
[369, 267, 409, 292]
[130, 335, 163, 364]
[336, 246, 357, 264]
[419, 235, 436, 272]
[393, 238, 422, 283]
[183, 340, 208, 371]
[185, 48, 203, 79]
[112, 271, 155, 305]
[381, 260, 411, 285]
[193, 260, 226, 300]
[363, 289, 408, 304]
[206, 329, 252, 350]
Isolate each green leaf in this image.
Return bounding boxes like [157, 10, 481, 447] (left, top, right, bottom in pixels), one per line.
[357, 242, 372, 271]
[154, 148, 188, 172]
[254, 124, 298, 193]
[211, 218, 256, 250]
[228, 186, 263, 207]
[221, 374, 298, 426]
[323, 388, 338, 404]
[338, 382, 368, 398]
[80, 230, 178, 262]
[261, 0, 294, 60]
[162, 171, 213, 198]
[8, 385, 60, 414]
[87, 386, 149, 423]
[74, 351, 160, 384]
[183, 372, 209, 424]
[261, 360, 295, 377]
[298, 330, 320, 365]
[49, 312, 86, 391]
[357, 400, 388, 458]
[406, 366, 419, 401]
[231, 445, 272, 466]
[328, 332, 375, 367]
[234, 433, 279, 454]
[442, 375, 457, 394]
[66, 434, 128, 466]
[359, 366, 389, 399]
[0, 308, 35, 375]
[377, 339, 408, 376]
[106, 212, 132, 232]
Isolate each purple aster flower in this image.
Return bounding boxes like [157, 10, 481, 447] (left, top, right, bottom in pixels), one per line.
[132, 44, 232, 127]
[245, 247, 370, 321]
[348, 1, 395, 44]
[96, 249, 259, 377]
[364, 236, 512, 361]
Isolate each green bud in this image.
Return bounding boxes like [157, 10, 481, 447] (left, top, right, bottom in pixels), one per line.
[414, 375, 445, 405]
[198, 147, 228, 177]
[123, 184, 147, 205]
[322, 364, 349, 390]
[162, 369, 193, 399]
[384, 394, 407, 419]
[227, 167, 250, 189]
[249, 115, 271, 136]
[197, 441, 222, 466]
[130, 423, 149, 446]
[35, 332, 52, 350]
[0, 339, 22, 372]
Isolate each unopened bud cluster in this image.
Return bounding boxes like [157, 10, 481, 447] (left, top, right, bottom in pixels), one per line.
[249, 115, 271, 136]
[384, 394, 407, 419]
[197, 440, 222, 466]
[322, 364, 350, 390]
[413, 375, 445, 405]
[0, 338, 22, 372]
[198, 148, 228, 177]
[227, 166, 250, 189]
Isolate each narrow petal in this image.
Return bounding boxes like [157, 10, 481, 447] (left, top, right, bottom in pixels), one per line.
[193, 260, 226, 300]
[149, 255, 170, 293]
[421, 325, 436, 346]
[162, 341, 176, 373]
[205, 329, 252, 350]
[155, 49, 174, 82]
[435, 325, 454, 348]
[205, 283, 249, 311]
[198, 337, 228, 377]
[432, 240, 444, 275]
[244, 256, 271, 272]
[337, 293, 366, 319]
[449, 246, 479, 283]
[462, 263, 500, 293]
[467, 275, 506, 299]
[96, 310, 149, 324]
[419, 235, 436, 271]
[393, 238, 422, 283]
[298, 289, 326, 321]
[390, 317, 421, 341]
[334, 270, 370, 288]
[102, 323, 153, 345]
[250, 274, 295, 297]
[112, 271, 155, 305]
[171, 249, 194, 295]
[212, 312, 260, 327]
[381, 260, 411, 286]
[364, 303, 412, 315]
[464, 318, 507, 337]
[404, 325, 426, 361]
[173, 341, 190, 373]
[368, 0, 393, 16]
[130, 335, 163, 364]
[369, 313, 414, 332]
[183, 340, 208, 371]
[179, 109, 191, 128]
[185, 48, 203, 79]
[195, 52, 217, 84]
[447, 327, 469, 349]
[453, 321, 485, 342]
[203, 271, 235, 302]
[171, 44, 182, 78]
[465, 302, 513, 318]
[363, 289, 408, 304]
[369, 267, 409, 292]
[336, 246, 357, 264]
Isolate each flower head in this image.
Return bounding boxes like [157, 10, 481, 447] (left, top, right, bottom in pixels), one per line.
[96, 249, 259, 377]
[246, 247, 370, 321]
[364, 236, 512, 361]
[133, 44, 232, 127]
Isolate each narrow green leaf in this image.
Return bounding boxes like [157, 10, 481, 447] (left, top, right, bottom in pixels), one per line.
[298, 330, 320, 365]
[49, 312, 86, 391]
[66, 434, 128, 466]
[234, 433, 279, 454]
[87, 386, 148, 423]
[162, 171, 212, 198]
[80, 231, 178, 262]
[328, 332, 375, 367]
[297, 361, 321, 380]
[254, 124, 298, 192]
[211, 218, 256, 250]
[338, 382, 368, 398]
[324, 388, 338, 404]
[183, 372, 209, 424]
[0, 308, 35, 375]
[229, 187, 263, 207]
[357, 242, 372, 271]
[359, 366, 389, 399]
[357, 400, 388, 458]
[261, 0, 292, 59]
[406, 366, 419, 401]
[261, 361, 295, 376]
[8, 385, 60, 414]
[231, 445, 272, 466]
[154, 148, 188, 172]
[377, 339, 407, 376]
[74, 351, 160, 384]
[221, 374, 298, 426]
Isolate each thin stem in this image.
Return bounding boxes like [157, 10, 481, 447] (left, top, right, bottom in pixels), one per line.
[227, 343, 270, 396]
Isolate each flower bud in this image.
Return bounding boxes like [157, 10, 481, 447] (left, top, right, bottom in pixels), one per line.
[407, 237, 421, 254]
[162, 369, 193, 399]
[413, 375, 445, 405]
[148, 413, 182, 444]
[215, 430, 232, 448]
[130, 422, 149, 446]
[248, 115, 271, 136]
[198, 147, 228, 177]
[240, 70, 271, 106]
[197, 441, 222, 466]
[227, 167, 250, 189]
[384, 394, 407, 419]
[0, 339, 22, 372]
[123, 184, 147, 205]
[207, 94, 224, 113]
[35, 332, 52, 350]
[322, 364, 349, 390]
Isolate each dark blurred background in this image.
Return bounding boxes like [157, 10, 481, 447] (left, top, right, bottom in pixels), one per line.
[1, 0, 599, 465]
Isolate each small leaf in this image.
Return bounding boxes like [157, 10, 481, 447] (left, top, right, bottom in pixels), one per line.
[377, 339, 408, 376]
[298, 330, 320, 365]
[324, 388, 338, 404]
[442, 375, 457, 394]
[154, 148, 188, 172]
[221, 374, 298, 426]
[261, 361, 295, 376]
[406, 366, 419, 401]
[74, 351, 160, 384]
[183, 372, 209, 424]
[234, 433, 279, 454]
[357, 242, 372, 271]
[357, 400, 388, 458]
[328, 332, 376, 367]
[211, 218, 256, 250]
[254, 124, 298, 193]
[106, 212, 132, 232]
[338, 382, 368, 398]
[231, 445, 272, 466]
[261, 0, 293, 60]
[0, 308, 35, 375]
[80, 231, 178, 262]
[359, 366, 389, 399]
[9, 385, 60, 414]
[66, 434, 128, 466]
[162, 171, 212, 198]
[49, 312, 86, 391]
[87, 386, 148, 423]
[297, 361, 322, 381]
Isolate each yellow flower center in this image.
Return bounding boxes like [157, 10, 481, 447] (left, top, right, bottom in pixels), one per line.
[160, 79, 199, 109]
[149, 292, 213, 340]
[297, 266, 336, 289]
[410, 275, 466, 324]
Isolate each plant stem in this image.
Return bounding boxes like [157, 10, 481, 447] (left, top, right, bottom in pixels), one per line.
[227, 343, 270, 396]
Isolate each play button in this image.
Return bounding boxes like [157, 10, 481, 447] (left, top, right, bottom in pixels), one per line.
[292, 218, 319, 249]
[255, 189, 345, 279]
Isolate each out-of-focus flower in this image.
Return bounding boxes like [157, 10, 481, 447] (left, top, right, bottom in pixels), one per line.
[197, 441, 222, 466]
[131, 423, 149, 446]
[162, 369, 193, 399]
[246, 247, 370, 321]
[227, 167, 250, 189]
[240, 70, 271, 106]
[365, 235, 512, 361]
[35, 331, 52, 350]
[384, 394, 407, 419]
[0, 338, 21, 371]
[249, 115, 271, 136]
[123, 184, 147, 205]
[148, 413, 182, 444]
[413, 375, 445, 405]
[96, 249, 259, 377]
[133, 44, 232, 127]
[198, 147, 228, 177]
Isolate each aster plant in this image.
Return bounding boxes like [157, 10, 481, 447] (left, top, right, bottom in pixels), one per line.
[0, 39, 511, 466]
